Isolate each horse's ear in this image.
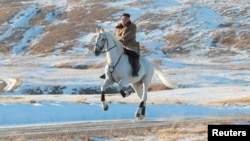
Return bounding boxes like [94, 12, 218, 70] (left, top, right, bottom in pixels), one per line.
[96, 26, 101, 33]
[100, 27, 105, 32]
[95, 26, 104, 33]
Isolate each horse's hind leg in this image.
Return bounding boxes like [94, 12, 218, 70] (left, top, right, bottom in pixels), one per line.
[101, 79, 113, 111]
[131, 82, 145, 120]
[134, 69, 153, 120]
[117, 78, 132, 98]
[131, 82, 143, 99]
[119, 87, 133, 98]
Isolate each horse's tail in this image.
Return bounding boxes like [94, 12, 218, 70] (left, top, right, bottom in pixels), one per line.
[152, 64, 178, 89]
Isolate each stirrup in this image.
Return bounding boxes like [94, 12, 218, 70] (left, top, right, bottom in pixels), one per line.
[99, 74, 106, 79]
[132, 71, 138, 77]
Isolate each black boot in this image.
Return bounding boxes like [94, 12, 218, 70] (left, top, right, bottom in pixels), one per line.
[132, 58, 139, 77]
[99, 74, 106, 79]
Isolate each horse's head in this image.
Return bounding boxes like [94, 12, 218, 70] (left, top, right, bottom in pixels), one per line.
[93, 27, 107, 56]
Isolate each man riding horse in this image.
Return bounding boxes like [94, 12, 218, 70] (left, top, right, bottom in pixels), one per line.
[100, 13, 140, 79]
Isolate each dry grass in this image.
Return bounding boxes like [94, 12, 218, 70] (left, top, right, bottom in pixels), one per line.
[220, 29, 237, 46]
[1, 133, 91, 141]
[149, 83, 169, 91]
[0, 96, 86, 104]
[53, 61, 105, 69]
[164, 31, 186, 48]
[205, 49, 237, 57]
[0, 0, 249, 58]
[208, 97, 250, 106]
[0, 43, 9, 52]
[156, 123, 207, 140]
[0, 1, 117, 55]
[212, 29, 250, 49]
[0, 4, 29, 53]
[162, 30, 193, 54]
[0, 124, 188, 141]
[39, 4, 116, 54]
[137, 13, 170, 32]
[0, 5, 20, 23]
[30, 23, 78, 54]
[0, 1, 249, 141]
[0, 96, 34, 103]
[0, 81, 7, 92]
[226, 65, 250, 70]
[2, 116, 249, 141]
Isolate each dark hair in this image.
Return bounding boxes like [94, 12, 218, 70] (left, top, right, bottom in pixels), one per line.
[122, 13, 130, 18]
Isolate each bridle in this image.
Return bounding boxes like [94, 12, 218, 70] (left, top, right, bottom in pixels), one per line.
[97, 33, 116, 54]
[96, 33, 123, 81]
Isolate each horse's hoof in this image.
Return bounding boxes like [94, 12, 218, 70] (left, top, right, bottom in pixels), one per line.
[135, 108, 141, 117]
[135, 106, 145, 120]
[136, 115, 144, 120]
[102, 102, 109, 111]
[120, 90, 131, 98]
[102, 104, 109, 111]
[135, 113, 144, 120]
[125, 91, 132, 97]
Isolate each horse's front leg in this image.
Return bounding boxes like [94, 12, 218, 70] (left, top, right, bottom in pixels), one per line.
[136, 101, 146, 120]
[117, 78, 132, 98]
[135, 83, 148, 120]
[101, 79, 113, 111]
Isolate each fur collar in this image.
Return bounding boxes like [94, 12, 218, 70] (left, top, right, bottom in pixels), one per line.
[115, 21, 131, 28]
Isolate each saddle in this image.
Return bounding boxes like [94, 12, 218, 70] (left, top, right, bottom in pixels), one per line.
[99, 56, 140, 79]
[127, 55, 140, 77]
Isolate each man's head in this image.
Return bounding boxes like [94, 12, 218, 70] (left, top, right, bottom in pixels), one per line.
[121, 13, 130, 26]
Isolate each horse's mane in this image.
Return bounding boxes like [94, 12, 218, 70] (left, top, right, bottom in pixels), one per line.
[105, 31, 124, 48]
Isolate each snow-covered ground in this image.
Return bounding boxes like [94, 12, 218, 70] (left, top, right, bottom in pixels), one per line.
[0, 0, 249, 140]
[0, 80, 249, 126]
[0, 93, 250, 126]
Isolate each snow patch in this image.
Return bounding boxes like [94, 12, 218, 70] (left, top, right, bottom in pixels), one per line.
[13, 26, 44, 54]
[0, 7, 40, 41]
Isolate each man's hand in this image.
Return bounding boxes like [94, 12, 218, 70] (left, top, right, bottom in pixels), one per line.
[117, 36, 123, 42]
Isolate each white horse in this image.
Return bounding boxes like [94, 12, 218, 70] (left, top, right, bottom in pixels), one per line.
[93, 28, 178, 119]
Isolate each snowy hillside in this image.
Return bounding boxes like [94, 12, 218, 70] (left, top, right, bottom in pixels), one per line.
[0, 1, 249, 140]
[0, 0, 249, 94]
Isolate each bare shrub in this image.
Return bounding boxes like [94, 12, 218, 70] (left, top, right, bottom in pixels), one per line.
[156, 123, 207, 140]
[236, 31, 250, 49]
[72, 62, 105, 69]
[162, 30, 192, 54]
[0, 43, 9, 52]
[149, 83, 171, 91]
[54, 61, 105, 69]
[211, 31, 221, 45]
[221, 36, 236, 45]
[150, 59, 162, 65]
[137, 13, 169, 32]
[53, 62, 71, 68]
[213, 29, 250, 49]
[164, 31, 185, 48]
[0, 96, 32, 103]
[209, 97, 250, 106]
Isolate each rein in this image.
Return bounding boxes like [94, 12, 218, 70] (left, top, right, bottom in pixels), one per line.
[101, 34, 116, 53]
[100, 45, 116, 53]
[107, 54, 122, 74]
[100, 33, 123, 82]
